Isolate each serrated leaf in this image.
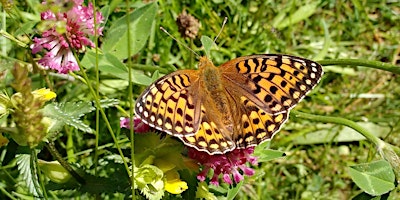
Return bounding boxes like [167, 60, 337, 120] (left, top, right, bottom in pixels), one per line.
[349, 160, 395, 196]
[99, 99, 119, 109]
[43, 102, 95, 133]
[16, 153, 42, 197]
[61, 101, 95, 117]
[135, 164, 164, 200]
[102, 3, 157, 60]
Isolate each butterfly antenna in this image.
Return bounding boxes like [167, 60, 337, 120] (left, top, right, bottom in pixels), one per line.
[160, 26, 200, 58]
[213, 17, 228, 44]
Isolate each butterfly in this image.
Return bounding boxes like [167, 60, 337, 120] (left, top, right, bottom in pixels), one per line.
[134, 54, 323, 155]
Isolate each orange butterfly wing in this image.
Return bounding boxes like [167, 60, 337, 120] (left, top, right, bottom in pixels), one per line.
[220, 54, 323, 114]
[135, 54, 323, 154]
[134, 70, 202, 136]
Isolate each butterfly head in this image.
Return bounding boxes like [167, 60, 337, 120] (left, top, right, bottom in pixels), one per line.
[198, 56, 216, 71]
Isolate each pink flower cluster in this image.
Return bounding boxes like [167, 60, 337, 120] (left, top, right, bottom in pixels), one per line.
[188, 147, 258, 186]
[125, 116, 259, 186]
[120, 117, 150, 133]
[31, 0, 103, 74]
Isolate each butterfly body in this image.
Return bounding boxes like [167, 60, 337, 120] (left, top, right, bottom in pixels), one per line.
[135, 54, 323, 155]
[198, 57, 234, 127]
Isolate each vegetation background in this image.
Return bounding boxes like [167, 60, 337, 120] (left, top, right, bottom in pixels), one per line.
[0, 0, 399, 199]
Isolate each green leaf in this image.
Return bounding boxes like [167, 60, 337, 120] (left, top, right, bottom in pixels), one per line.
[98, 99, 119, 109]
[352, 191, 390, 200]
[227, 181, 243, 200]
[102, 2, 157, 60]
[275, 2, 319, 29]
[15, 21, 38, 36]
[16, 152, 42, 197]
[201, 36, 214, 58]
[135, 164, 164, 200]
[42, 102, 95, 133]
[195, 182, 217, 200]
[348, 160, 395, 196]
[253, 148, 286, 162]
[81, 51, 153, 85]
[292, 122, 390, 145]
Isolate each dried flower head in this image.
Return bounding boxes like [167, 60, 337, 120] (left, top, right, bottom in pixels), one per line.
[176, 11, 200, 39]
[10, 64, 57, 146]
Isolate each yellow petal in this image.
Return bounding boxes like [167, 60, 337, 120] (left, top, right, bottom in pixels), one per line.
[164, 170, 188, 194]
[32, 88, 57, 102]
[165, 179, 188, 194]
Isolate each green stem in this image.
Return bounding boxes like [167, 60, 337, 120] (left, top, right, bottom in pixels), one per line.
[66, 37, 131, 177]
[45, 142, 85, 184]
[33, 150, 48, 199]
[125, 0, 136, 199]
[291, 110, 382, 147]
[0, 29, 28, 48]
[318, 59, 400, 74]
[91, 0, 100, 177]
[291, 110, 400, 179]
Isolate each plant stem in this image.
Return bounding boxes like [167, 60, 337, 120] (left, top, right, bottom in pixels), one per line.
[318, 59, 400, 74]
[45, 142, 86, 184]
[291, 110, 400, 179]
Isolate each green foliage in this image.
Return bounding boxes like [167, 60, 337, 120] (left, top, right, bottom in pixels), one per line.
[273, 1, 320, 30]
[102, 2, 157, 60]
[16, 152, 42, 197]
[201, 36, 215, 58]
[135, 164, 164, 200]
[0, 0, 399, 199]
[349, 160, 395, 196]
[43, 101, 95, 134]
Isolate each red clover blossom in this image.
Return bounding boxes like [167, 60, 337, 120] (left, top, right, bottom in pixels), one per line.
[31, 0, 103, 74]
[125, 117, 259, 186]
[188, 147, 258, 186]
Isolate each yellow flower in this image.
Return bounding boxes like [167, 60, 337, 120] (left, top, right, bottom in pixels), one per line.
[164, 170, 188, 194]
[32, 88, 57, 102]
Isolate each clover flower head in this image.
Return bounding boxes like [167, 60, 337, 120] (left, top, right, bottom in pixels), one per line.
[120, 116, 150, 133]
[188, 147, 258, 186]
[31, 0, 103, 74]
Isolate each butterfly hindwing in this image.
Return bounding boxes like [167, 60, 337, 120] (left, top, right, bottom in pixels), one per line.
[134, 70, 202, 136]
[179, 105, 236, 154]
[233, 96, 289, 148]
[221, 54, 323, 114]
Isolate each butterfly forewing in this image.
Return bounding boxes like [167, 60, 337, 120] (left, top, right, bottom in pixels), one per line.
[221, 54, 323, 114]
[134, 70, 202, 136]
